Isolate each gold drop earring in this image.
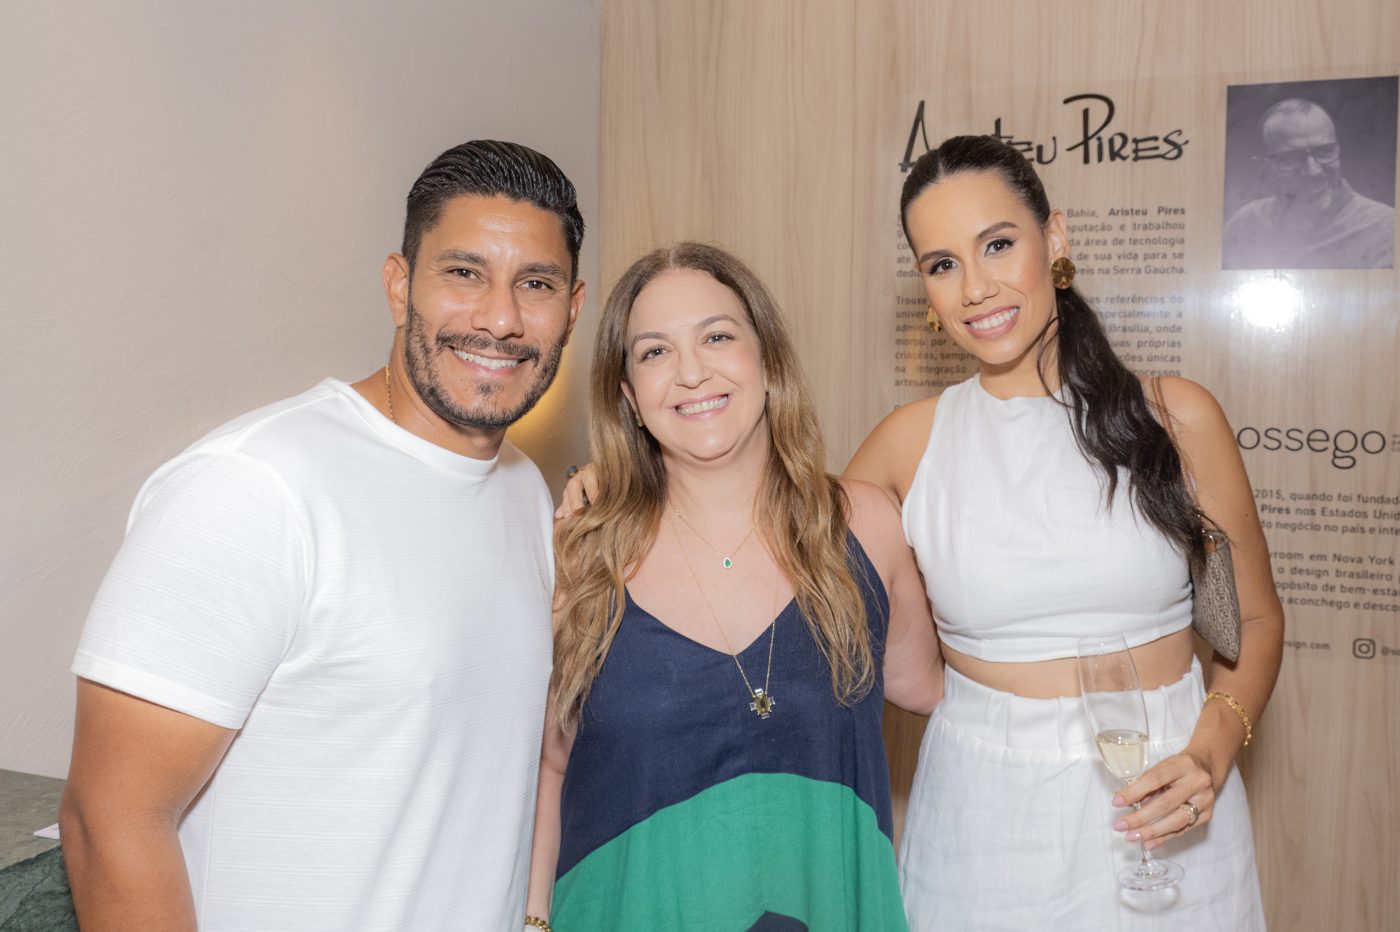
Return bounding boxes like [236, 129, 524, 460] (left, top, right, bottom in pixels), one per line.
[926, 304, 943, 332]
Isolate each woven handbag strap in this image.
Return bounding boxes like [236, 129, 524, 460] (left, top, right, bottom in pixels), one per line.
[1152, 377, 1217, 542]
[1150, 375, 1177, 446]
[1150, 376, 1192, 487]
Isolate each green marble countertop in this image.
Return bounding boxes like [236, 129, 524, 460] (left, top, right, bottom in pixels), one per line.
[0, 770, 63, 871]
[0, 769, 76, 929]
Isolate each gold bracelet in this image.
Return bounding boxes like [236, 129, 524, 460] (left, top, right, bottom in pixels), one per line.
[525, 916, 554, 932]
[1206, 691, 1253, 747]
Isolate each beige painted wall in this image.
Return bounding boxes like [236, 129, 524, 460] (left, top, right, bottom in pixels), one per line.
[601, 1, 1398, 929]
[0, 0, 601, 778]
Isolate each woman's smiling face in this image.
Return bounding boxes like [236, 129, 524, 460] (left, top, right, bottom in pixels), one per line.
[905, 169, 1069, 387]
[621, 268, 770, 467]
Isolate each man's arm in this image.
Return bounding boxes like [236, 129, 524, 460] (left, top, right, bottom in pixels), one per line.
[60, 679, 236, 932]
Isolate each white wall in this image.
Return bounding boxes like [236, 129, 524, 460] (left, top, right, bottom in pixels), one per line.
[0, 0, 602, 777]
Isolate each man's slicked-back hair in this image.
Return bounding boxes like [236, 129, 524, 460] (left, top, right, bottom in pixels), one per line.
[401, 140, 584, 278]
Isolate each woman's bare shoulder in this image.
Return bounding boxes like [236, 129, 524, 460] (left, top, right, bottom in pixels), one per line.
[845, 393, 942, 502]
[1141, 374, 1231, 443]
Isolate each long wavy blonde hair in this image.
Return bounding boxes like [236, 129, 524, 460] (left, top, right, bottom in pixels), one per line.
[552, 242, 873, 727]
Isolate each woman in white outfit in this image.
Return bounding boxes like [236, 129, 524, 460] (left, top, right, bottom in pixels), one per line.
[847, 135, 1282, 929]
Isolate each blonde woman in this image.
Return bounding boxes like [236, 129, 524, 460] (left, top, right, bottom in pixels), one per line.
[524, 243, 942, 931]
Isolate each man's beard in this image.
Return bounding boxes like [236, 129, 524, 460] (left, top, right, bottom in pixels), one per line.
[402, 296, 566, 433]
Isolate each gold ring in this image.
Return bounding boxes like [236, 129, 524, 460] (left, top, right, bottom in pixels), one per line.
[1180, 801, 1200, 826]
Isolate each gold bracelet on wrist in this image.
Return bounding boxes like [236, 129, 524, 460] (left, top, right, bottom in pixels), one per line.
[1206, 691, 1253, 747]
[525, 915, 554, 932]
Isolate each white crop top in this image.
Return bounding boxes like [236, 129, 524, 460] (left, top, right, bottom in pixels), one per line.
[901, 375, 1192, 662]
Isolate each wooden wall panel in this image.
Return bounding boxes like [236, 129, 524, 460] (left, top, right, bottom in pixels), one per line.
[601, 1, 862, 435]
[603, 2, 1399, 928]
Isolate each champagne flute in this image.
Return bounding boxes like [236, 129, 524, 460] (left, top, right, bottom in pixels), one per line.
[1076, 634, 1185, 891]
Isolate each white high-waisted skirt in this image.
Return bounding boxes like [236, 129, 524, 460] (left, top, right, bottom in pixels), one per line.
[898, 657, 1265, 931]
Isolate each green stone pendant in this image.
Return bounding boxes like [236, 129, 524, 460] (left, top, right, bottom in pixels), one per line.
[722, 557, 733, 569]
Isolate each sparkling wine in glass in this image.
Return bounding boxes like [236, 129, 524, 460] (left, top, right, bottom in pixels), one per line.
[1077, 635, 1184, 892]
[1095, 728, 1149, 783]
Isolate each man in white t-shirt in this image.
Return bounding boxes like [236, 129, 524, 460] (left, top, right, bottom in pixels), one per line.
[59, 140, 586, 931]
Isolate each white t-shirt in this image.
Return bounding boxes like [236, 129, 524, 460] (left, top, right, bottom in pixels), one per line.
[73, 379, 555, 932]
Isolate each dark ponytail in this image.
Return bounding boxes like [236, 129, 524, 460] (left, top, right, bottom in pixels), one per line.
[900, 135, 1203, 568]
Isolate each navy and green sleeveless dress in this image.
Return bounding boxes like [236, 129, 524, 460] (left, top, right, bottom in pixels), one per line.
[551, 537, 908, 931]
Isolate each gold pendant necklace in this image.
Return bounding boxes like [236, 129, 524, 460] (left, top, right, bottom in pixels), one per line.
[669, 511, 777, 719]
[670, 505, 757, 569]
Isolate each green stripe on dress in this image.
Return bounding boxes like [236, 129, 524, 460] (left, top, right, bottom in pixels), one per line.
[552, 772, 908, 931]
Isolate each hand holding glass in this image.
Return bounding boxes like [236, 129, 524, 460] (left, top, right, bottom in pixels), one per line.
[1077, 635, 1184, 891]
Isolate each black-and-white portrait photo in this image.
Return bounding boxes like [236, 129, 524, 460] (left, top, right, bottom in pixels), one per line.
[1222, 75, 1397, 270]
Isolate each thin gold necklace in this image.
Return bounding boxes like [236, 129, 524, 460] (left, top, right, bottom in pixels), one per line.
[384, 364, 396, 423]
[670, 505, 757, 569]
[669, 511, 777, 719]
